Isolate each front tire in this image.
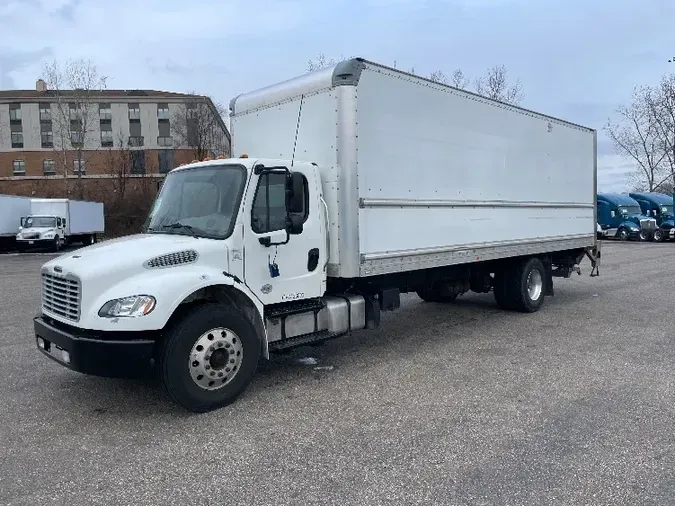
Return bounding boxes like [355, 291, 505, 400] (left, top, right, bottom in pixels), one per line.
[617, 228, 629, 241]
[653, 229, 664, 242]
[159, 303, 261, 412]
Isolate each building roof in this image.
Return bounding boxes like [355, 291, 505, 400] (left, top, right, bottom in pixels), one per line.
[0, 89, 204, 100]
[597, 192, 641, 206]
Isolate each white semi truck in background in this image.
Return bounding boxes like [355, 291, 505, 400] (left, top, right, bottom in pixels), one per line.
[0, 194, 31, 251]
[17, 198, 104, 252]
[32, 58, 601, 412]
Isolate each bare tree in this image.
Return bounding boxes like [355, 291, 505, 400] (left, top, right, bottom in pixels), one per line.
[606, 85, 669, 191]
[474, 64, 524, 105]
[102, 130, 134, 203]
[428, 70, 448, 84]
[450, 69, 470, 89]
[304, 54, 524, 105]
[171, 93, 229, 160]
[645, 74, 675, 185]
[41, 58, 108, 198]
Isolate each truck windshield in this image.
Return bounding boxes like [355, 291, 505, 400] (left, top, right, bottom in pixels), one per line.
[144, 164, 247, 239]
[25, 216, 56, 228]
[619, 206, 641, 216]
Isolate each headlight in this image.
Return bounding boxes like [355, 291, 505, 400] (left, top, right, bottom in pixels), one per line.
[98, 295, 156, 318]
[42, 232, 54, 239]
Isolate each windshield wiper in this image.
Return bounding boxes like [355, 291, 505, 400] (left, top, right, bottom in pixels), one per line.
[162, 222, 201, 238]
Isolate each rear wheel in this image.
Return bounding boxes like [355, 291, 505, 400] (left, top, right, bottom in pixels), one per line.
[159, 303, 261, 412]
[493, 257, 547, 313]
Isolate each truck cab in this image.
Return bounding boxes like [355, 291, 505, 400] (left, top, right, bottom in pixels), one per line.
[16, 214, 65, 251]
[596, 193, 657, 241]
[628, 192, 674, 241]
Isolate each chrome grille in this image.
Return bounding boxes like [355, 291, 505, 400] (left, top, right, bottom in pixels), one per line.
[23, 233, 39, 239]
[640, 218, 657, 230]
[41, 272, 81, 321]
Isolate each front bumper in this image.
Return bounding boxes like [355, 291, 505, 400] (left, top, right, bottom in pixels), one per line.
[18, 238, 53, 247]
[34, 316, 158, 378]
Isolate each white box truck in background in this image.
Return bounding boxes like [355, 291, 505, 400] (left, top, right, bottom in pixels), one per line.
[17, 198, 104, 252]
[32, 58, 600, 412]
[0, 194, 31, 251]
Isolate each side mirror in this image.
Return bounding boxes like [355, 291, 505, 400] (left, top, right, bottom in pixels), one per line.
[20, 217, 25, 227]
[286, 172, 305, 214]
[286, 214, 304, 235]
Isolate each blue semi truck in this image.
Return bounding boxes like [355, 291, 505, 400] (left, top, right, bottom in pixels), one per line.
[596, 192, 658, 241]
[628, 192, 674, 241]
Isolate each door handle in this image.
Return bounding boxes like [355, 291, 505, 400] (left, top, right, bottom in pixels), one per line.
[307, 248, 320, 272]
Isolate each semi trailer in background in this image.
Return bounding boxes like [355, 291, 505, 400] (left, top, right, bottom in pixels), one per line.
[0, 194, 31, 251]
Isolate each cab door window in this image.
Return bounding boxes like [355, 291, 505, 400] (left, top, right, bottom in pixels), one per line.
[252, 173, 288, 233]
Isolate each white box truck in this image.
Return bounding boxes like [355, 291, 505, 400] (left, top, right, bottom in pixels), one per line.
[0, 194, 31, 251]
[17, 198, 104, 252]
[32, 58, 600, 412]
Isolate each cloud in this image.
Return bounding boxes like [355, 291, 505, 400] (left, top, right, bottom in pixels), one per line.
[1, 0, 673, 193]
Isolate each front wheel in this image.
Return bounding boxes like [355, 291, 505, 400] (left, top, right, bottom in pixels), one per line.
[159, 303, 261, 412]
[653, 229, 664, 242]
[638, 230, 648, 241]
[617, 228, 629, 241]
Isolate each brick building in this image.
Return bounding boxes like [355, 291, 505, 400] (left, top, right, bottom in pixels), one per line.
[0, 80, 230, 198]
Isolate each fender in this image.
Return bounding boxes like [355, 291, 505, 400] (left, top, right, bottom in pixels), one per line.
[618, 220, 640, 232]
[660, 219, 674, 230]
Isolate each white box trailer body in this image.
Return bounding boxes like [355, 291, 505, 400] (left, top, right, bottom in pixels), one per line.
[30, 199, 105, 236]
[230, 58, 597, 278]
[0, 194, 31, 237]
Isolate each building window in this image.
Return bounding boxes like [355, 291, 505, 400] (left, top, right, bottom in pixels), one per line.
[157, 136, 173, 147]
[157, 103, 170, 120]
[99, 103, 112, 120]
[128, 103, 140, 120]
[39, 103, 52, 122]
[9, 104, 21, 122]
[70, 131, 84, 146]
[158, 150, 174, 173]
[41, 131, 54, 148]
[11, 132, 23, 148]
[73, 159, 85, 174]
[43, 159, 56, 175]
[101, 130, 113, 147]
[130, 150, 146, 174]
[13, 159, 26, 175]
[69, 103, 80, 120]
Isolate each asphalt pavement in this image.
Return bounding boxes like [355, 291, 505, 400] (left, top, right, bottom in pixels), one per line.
[1, 241, 675, 506]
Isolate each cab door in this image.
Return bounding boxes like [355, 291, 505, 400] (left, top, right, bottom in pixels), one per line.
[242, 164, 326, 305]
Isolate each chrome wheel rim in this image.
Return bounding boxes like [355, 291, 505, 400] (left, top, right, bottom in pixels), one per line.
[189, 327, 243, 390]
[527, 269, 543, 301]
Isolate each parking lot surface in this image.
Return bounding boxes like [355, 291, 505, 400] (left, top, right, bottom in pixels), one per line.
[1, 242, 675, 505]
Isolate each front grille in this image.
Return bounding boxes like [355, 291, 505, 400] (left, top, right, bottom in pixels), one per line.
[41, 272, 81, 321]
[640, 218, 657, 230]
[23, 233, 39, 239]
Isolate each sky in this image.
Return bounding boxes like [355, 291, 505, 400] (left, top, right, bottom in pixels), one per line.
[0, 0, 673, 192]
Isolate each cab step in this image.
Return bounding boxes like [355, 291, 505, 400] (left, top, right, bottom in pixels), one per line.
[266, 298, 325, 319]
[268, 329, 345, 352]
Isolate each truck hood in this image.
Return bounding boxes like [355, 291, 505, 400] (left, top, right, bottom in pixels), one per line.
[19, 227, 54, 235]
[42, 233, 221, 281]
